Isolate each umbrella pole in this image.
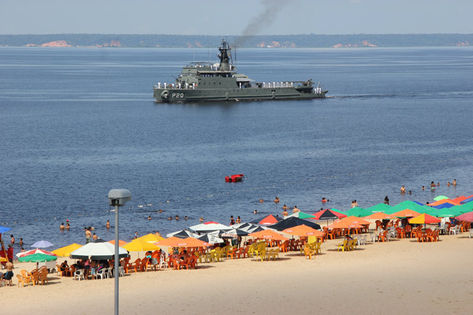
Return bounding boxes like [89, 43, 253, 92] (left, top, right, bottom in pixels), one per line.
[114, 204, 119, 315]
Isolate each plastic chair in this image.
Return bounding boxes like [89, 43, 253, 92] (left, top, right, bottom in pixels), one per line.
[73, 269, 85, 281]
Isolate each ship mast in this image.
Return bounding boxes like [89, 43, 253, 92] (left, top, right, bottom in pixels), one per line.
[218, 39, 232, 71]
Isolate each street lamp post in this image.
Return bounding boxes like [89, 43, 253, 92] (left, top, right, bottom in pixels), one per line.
[108, 189, 131, 315]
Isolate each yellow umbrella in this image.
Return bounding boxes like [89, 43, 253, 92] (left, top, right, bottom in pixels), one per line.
[123, 239, 160, 252]
[52, 243, 83, 257]
[135, 233, 164, 243]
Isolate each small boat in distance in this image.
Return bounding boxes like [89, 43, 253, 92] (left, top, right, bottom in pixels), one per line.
[153, 40, 327, 103]
[225, 174, 245, 182]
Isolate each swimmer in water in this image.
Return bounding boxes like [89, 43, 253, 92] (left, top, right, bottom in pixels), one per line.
[274, 197, 280, 204]
[168, 216, 172, 221]
[106, 220, 110, 229]
[159, 209, 163, 213]
[282, 204, 288, 211]
[253, 209, 258, 214]
[199, 217, 204, 222]
[175, 215, 179, 221]
[147, 215, 152, 221]
[259, 199, 264, 203]
[60, 223, 65, 231]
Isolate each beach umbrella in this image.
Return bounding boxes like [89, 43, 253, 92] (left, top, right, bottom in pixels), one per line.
[197, 231, 225, 245]
[220, 229, 249, 238]
[31, 240, 53, 248]
[408, 214, 441, 225]
[189, 221, 231, 233]
[155, 237, 183, 247]
[0, 225, 11, 233]
[312, 209, 346, 220]
[249, 229, 288, 241]
[108, 240, 128, 247]
[70, 242, 128, 260]
[135, 233, 164, 243]
[287, 212, 316, 219]
[455, 211, 473, 223]
[252, 214, 282, 225]
[451, 196, 467, 204]
[460, 195, 473, 204]
[365, 203, 392, 214]
[18, 253, 57, 263]
[390, 209, 421, 218]
[387, 201, 431, 214]
[16, 248, 57, 258]
[328, 216, 370, 229]
[123, 239, 160, 252]
[434, 195, 449, 201]
[167, 229, 199, 239]
[345, 207, 371, 217]
[52, 243, 83, 257]
[270, 217, 321, 231]
[175, 237, 210, 248]
[232, 222, 263, 233]
[282, 225, 325, 238]
[363, 212, 393, 220]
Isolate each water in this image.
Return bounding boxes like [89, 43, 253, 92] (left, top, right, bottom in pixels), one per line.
[1, 46, 473, 248]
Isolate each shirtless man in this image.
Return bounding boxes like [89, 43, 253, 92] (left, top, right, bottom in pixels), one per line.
[106, 220, 110, 229]
[60, 223, 65, 231]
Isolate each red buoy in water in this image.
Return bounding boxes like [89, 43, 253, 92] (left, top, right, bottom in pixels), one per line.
[226, 174, 244, 182]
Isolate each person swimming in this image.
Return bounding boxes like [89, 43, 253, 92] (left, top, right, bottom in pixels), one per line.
[274, 196, 280, 204]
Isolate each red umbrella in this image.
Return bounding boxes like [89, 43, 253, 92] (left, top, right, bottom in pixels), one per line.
[16, 248, 57, 258]
[455, 211, 473, 223]
[258, 215, 280, 226]
[312, 209, 347, 220]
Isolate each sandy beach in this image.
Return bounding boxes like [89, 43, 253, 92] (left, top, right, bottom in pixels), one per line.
[2, 234, 473, 315]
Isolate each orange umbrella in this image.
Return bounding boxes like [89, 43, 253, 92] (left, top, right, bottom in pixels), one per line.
[429, 199, 460, 207]
[328, 216, 369, 229]
[155, 236, 209, 248]
[176, 237, 210, 248]
[364, 212, 393, 220]
[155, 236, 183, 247]
[108, 240, 128, 247]
[391, 209, 421, 218]
[249, 229, 288, 241]
[282, 224, 325, 238]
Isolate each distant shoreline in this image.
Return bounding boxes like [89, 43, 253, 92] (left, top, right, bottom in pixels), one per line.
[0, 33, 472, 48]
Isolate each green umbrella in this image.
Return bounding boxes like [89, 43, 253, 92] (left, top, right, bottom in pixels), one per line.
[430, 208, 461, 218]
[290, 211, 315, 219]
[434, 195, 449, 201]
[387, 201, 433, 215]
[365, 203, 392, 214]
[345, 207, 370, 217]
[18, 253, 57, 263]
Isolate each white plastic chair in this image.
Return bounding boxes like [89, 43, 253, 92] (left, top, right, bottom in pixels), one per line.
[96, 268, 106, 280]
[73, 269, 85, 281]
[469, 229, 473, 238]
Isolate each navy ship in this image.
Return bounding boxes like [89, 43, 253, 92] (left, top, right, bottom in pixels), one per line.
[153, 40, 327, 103]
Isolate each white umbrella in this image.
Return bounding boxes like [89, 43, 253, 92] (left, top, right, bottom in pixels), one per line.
[197, 231, 225, 244]
[189, 221, 231, 233]
[31, 240, 53, 248]
[166, 229, 199, 238]
[70, 242, 128, 260]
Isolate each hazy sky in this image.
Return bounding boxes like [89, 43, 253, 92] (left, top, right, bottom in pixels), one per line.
[1, 0, 472, 35]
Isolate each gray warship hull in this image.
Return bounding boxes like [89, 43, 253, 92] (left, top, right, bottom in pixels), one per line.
[153, 40, 327, 103]
[153, 85, 327, 103]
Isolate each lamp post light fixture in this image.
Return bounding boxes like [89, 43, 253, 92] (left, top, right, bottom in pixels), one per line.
[108, 189, 131, 315]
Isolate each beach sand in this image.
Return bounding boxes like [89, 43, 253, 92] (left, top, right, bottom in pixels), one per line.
[2, 234, 473, 315]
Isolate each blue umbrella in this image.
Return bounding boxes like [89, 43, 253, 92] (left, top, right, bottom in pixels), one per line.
[0, 225, 11, 233]
[31, 240, 53, 248]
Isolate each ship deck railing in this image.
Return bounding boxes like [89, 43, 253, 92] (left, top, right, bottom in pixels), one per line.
[153, 80, 316, 90]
